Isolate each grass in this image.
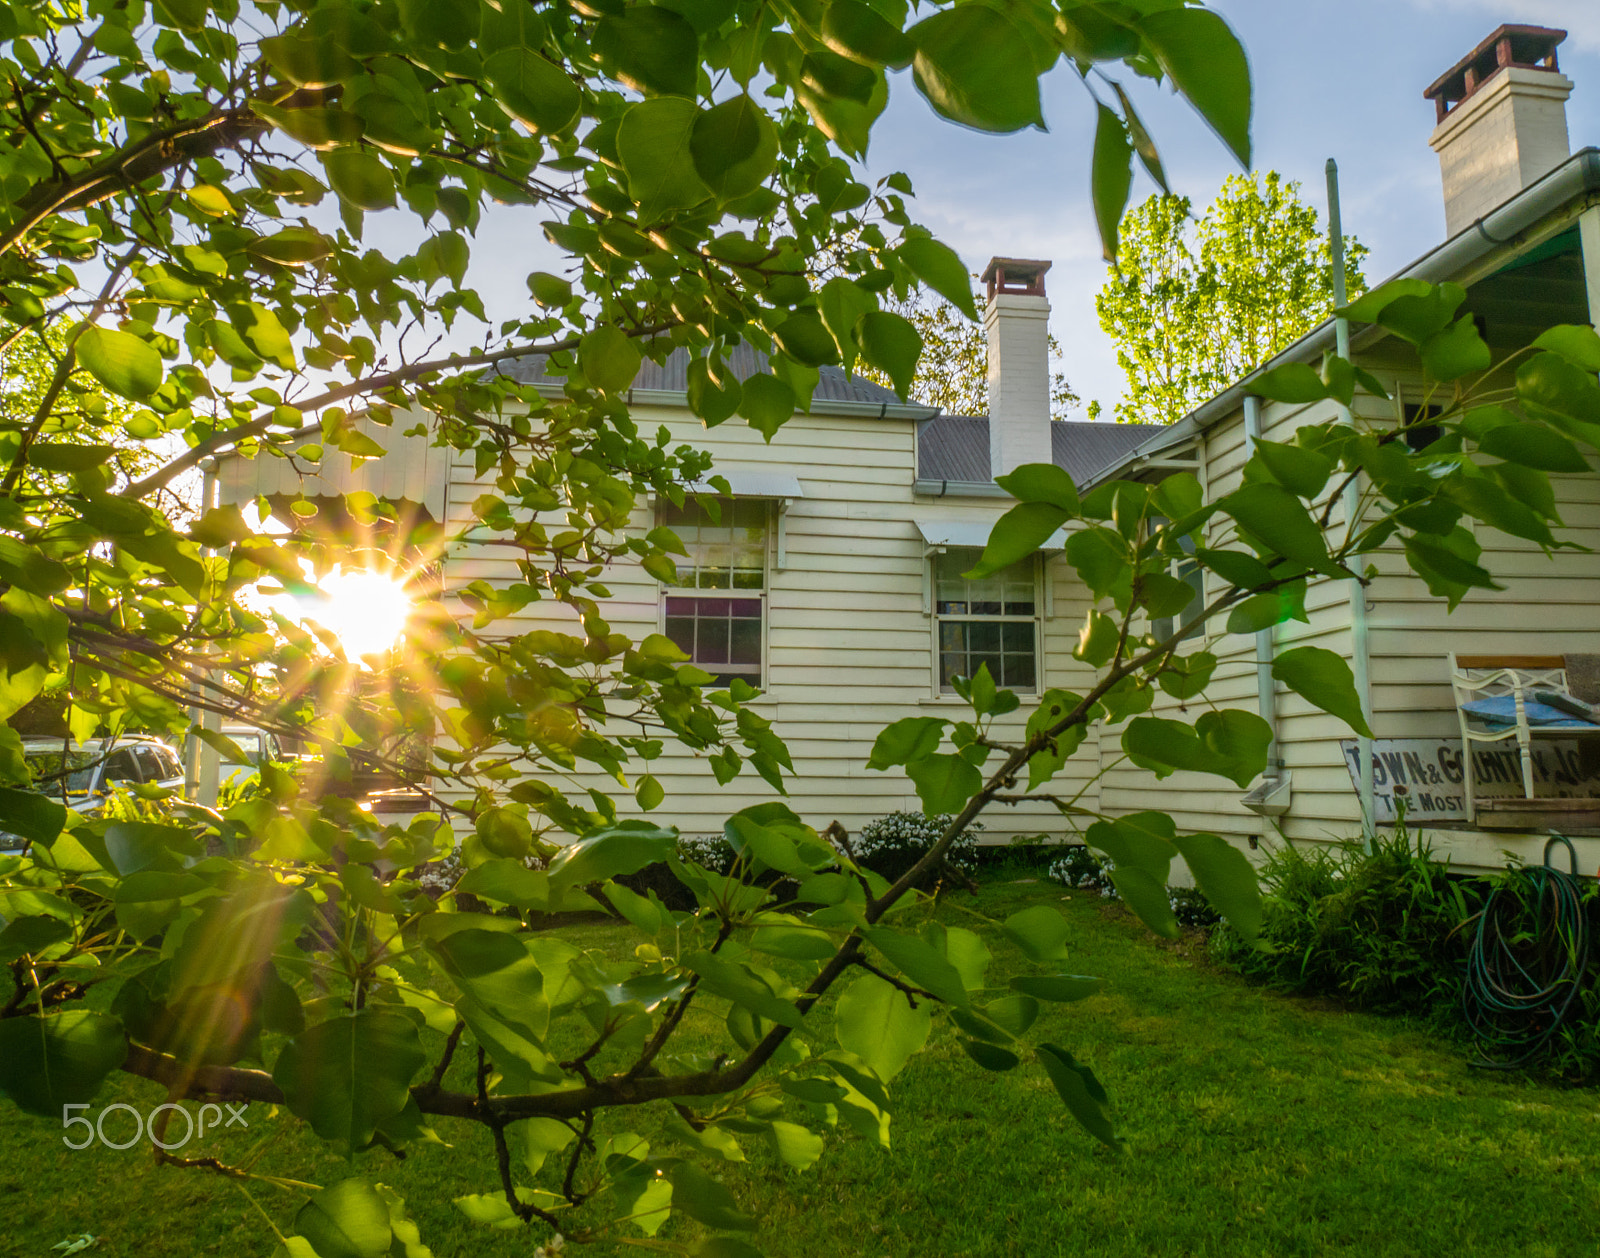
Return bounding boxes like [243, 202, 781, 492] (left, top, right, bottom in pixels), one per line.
[4, 880, 1600, 1257]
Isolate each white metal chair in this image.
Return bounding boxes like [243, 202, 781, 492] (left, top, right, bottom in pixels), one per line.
[1448, 653, 1588, 824]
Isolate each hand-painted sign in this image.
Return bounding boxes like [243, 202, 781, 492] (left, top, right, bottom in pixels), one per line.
[1339, 737, 1600, 823]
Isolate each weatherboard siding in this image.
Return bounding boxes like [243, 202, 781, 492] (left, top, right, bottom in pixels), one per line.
[433, 403, 1098, 842]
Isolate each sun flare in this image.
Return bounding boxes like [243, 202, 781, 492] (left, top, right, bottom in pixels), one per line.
[297, 567, 414, 662]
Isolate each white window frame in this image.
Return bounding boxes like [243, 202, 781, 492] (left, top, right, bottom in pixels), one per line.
[928, 546, 1042, 696]
[655, 496, 771, 691]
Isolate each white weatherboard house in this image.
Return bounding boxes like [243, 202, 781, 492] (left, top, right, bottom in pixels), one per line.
[220, 24, 1600, 874]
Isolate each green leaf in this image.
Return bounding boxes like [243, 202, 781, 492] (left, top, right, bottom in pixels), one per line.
[272, 1011, 427, 1151]
[961, 1039, 1021, 1071]
[909, 6, 1045, 133]
[822, 0, 914, 69]
[905, 753, 981, 815]
[768, 1120, 824, 1169]
[1272, 645, 1372, 737]
[1001, 905, 1071, 963]
[1223, 483, 1336, 576]
[27, 443, 116, 471]
[546, 821, 678, 897]
[619, 98, 712, 216]
[1008, 974, 1104, 1003]
[0, 784, 65, 846]
[1091, 104, 1133, 263]
[666, 1162, 754, 1230]
[835, 971, 930, 1080]
[1532, 324, 1600, 372]
[1338, 277, 1433, 325]
[1421, 315, 1491, 381]
[1377, 282, 1468, 344]
[736, 373, 796, 439]
[1478, 423, 1590, 473]
[596, 7, 699, 97]
[234, 302, 296, 370]
[898, 237, 976, 320]
[1138, 7, 1250, 167]
[863, 927, 969, 1006]
[963, 501, 1069, 578]
[1064, 526, 1130, 598]
[996, 462, 1080, 513]
[0, 1011, 128, 1116]
[0, 913, 71, 963]
[1122, 711, 1270, 790]
[579, 326, 643, 394]
[681, 951, 802, 1027]
[322, 148, 395, 211]
[77, 325, 163, 399]
[773, 312, 839, 367]
[690, 95, 778, 200]
[1247, 362, 1329, 404]
[295, 1179, 393, 1258]
[1170, 833, 1260, 944]
[1037, 1043, 1121, 1149]
[1251, 438, 1334, 499]
[528, 272, 572, 308]
[260, 34, 359, 88]
[483, 47, 582, 134]
[855, 311, 921, 399]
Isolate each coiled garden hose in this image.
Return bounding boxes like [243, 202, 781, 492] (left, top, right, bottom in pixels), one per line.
[1462, 835, 1590, 1070]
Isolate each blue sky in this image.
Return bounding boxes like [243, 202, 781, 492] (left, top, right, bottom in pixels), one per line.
[453, 1, 1600, 418]
[857, 0, 1600, 413]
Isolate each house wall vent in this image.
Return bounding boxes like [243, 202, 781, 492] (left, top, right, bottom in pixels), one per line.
[980, 256, 1052, 480]
[1424, 25, 1572, 238]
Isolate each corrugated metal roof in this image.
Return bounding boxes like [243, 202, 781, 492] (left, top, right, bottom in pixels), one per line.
[495, 343, 906, 407]
[915, 414, 1165, 486]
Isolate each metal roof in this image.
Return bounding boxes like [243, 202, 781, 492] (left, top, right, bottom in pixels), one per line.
[915, 414, 1164, 486]
[495, 343, 909, 408]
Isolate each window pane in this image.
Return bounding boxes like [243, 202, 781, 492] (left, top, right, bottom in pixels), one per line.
[939, 622, 967, 653]
[104, 750, 138, 784]
[665, 617, 695, 655]
[730, 619, 761, 665]
[1004, 654, 1036, 690]
[697, 618, 730, 664]
[663, 498, 766, 593]
[1002, 622, 1034, 653]
[969, 621, 1000, 652]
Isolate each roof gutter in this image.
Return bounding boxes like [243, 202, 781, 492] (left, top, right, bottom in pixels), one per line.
[913, 478, 1013, 499]
[1082, 146, 1600, 491]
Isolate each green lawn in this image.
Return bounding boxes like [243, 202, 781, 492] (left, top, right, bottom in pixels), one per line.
[4, 881, 1599, 1258]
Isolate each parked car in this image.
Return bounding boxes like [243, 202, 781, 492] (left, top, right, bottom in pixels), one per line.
[216, 725, 288, 788]
[1, 736, 187, 851]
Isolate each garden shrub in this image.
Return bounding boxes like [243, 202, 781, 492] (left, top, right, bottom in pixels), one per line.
[1047, 845, 1118, 898]
[852, 811, 982, 888]
[1211, 825, 1481, 1015]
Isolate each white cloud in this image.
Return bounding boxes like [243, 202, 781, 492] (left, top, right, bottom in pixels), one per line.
[1405, 0, 1600, 55]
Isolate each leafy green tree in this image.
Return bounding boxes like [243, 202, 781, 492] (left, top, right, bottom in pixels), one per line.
[1094, 171, 1369, 425]
[2, 4, 1589, 1257]
[863, 294, 1083, 418]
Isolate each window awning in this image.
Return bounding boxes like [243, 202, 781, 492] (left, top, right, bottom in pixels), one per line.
[914, 519, 1067, 551]
[685, 471, 804, 499]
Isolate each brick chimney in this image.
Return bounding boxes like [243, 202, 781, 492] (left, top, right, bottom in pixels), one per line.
[980, 257, 1052, 480]
[1424, 25, 1572, 237]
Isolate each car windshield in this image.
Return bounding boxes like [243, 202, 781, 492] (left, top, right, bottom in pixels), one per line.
[222, 733, 263, 764]
[24, 748, 99, 795]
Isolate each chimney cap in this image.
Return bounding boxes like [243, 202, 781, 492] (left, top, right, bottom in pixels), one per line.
[981, 257, 1051, 299]
[1424, 24, 1565, 121]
